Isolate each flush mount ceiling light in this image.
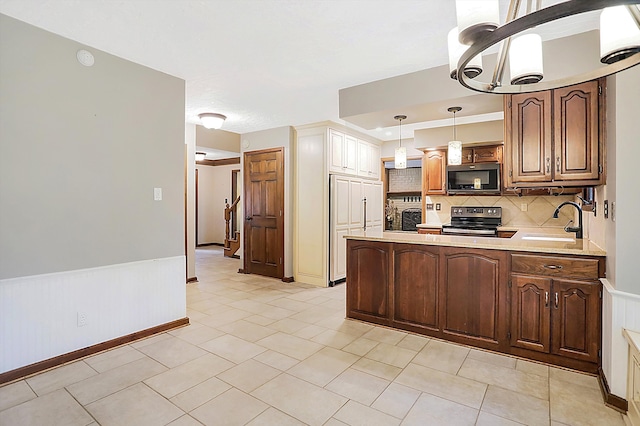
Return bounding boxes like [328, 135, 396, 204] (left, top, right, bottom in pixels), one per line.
[451, 0, 640, 94]
[195, 152, 206, 162]
[394, 115, 407, 170]
[198, 113, 226, 129]
[447, 107, 463, 166]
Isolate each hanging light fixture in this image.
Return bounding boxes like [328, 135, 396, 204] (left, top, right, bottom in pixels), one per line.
[448, 27, 484, 79]
[198, 113, 227, 129]
[195, 152, 206, 162]
[451, 0, 640, 94]
[447, 107, 463, 166]
[394, 115, 407, 170]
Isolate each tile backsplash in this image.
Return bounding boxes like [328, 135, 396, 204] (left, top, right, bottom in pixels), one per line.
[388, 168, 421, 192]
[424, 194, 576, 228]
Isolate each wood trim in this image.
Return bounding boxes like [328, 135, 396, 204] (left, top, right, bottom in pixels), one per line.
[196, 242, 224, 247]
[195, 168, 199, 246]
[186, 277, 198, 283]
[281, 276, 294, 283]
[0, 318, 189, 385]
[196, 157, 240, 167]
[598, 367, 628, 413]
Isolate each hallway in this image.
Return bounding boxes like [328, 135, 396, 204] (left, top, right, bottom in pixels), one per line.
[0, 247, 625, 425]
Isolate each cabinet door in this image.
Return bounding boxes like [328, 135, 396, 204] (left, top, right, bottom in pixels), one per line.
[553, 80, 600, 182]
[344, 135, 358, 175]
[462, 148, 474, 164]
[363, 181, 383, 227]
[369, 143, 381, 180]
[424, 150, 446, 195]
[508, 91, 552, 184]
[441, 249, 507, 347]
[346, 240, 390, 321]
[474, 146, 502, 163]
[329, 130, 345, 173]
[551, 278, 600, 363]
[510, 274, 551, 353]
[357, 140, 370, 177]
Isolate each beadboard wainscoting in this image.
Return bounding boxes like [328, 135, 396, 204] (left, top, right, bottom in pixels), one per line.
[602, 279, 640, 399]
[0, 256, 186, 375]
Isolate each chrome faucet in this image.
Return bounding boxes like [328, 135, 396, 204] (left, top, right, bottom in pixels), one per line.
[552, 201, 583, 239]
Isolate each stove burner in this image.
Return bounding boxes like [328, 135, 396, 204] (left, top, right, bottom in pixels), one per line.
[442, 206, 502, 237]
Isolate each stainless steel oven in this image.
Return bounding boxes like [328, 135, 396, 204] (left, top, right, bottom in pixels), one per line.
[441, 206, 502, 237]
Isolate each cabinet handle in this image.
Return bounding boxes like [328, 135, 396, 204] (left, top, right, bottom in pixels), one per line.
[474, 153, 478, 162]
[555, 292, 559, 309]
[543, 264, 563, 270]
[546, 157, 550, 173]
[556, 156, 561, 173]
[545, 291, 549, 308]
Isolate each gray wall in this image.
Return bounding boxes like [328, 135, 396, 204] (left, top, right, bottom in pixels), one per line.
[0, 14, 185, 279]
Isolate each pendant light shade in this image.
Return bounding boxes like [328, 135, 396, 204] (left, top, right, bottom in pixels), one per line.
[455, 0, 500, 45]
[448, 27, 483, 79]
[195, 152, 206, 161]
[447, 107, 463, 166]
[509, 33, 544, 85]
[198, 113, 227, 130]
[394, 115, 407, 170]
[600, 6, 640, 64]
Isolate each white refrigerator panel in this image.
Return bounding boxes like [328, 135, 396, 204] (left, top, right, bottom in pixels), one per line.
[334, 177, 351, 227]
[349, 180, 362, 226]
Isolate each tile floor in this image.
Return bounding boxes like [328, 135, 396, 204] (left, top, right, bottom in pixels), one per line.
[0, 246, 628, 425]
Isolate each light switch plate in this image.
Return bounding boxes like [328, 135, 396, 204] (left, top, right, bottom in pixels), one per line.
[426, 203, 434, 210]
[154, 188, 162, 201]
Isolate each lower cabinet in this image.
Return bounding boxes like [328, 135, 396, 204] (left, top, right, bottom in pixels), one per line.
[346, 240, 390, 323]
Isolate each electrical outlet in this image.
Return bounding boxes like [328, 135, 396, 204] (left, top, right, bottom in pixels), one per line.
[520, 203, 528, 212]
[604, 200, 609, 218]
[426, 203, 434, 210]
[77, 311, 87, 327]
[435, 203, 441, 211]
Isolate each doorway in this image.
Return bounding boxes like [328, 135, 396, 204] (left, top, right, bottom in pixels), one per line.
[243, 147, 284, 279]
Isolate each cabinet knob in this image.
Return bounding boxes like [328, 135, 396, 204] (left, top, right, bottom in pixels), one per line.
[556, 156, 561, 173]
[546, 157, 550, 173]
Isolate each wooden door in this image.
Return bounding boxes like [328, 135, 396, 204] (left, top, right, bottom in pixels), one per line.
[243, 148, 284, 279]
[551, 278, 600, 363]
[393, 244, 439, 331]
[346, 240, 390, 323]
[510, 274, 551, 353]
[553, 80, 600, 182]
[423, 150, 446, 195]
[461, 148, 474, 164]
[508, 91, 552, 184]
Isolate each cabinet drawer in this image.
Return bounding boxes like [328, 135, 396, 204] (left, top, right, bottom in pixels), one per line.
[511, 254, 600, 280]
[474, 146, 502, 163]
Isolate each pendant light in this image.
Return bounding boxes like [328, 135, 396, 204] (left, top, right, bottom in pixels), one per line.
[448, 27, 484, 80]
[195, 152, 206, 162]
[600, 5, 640, 64]
[509, 33, 544, 85]
[394, 115, 407, 170]
[447, 107, 463, 166]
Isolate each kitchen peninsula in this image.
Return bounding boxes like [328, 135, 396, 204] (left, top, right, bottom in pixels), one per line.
[345, 229, 605, 373]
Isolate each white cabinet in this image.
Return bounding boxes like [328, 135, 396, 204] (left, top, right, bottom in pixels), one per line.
[626, 329, 640, 426]
[358, 139, 381, 180]
[329, 130, 357, 175]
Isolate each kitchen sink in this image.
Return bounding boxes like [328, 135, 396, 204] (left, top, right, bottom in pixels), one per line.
[521, 233, 576, 243]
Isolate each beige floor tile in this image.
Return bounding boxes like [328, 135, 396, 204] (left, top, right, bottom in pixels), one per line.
[467, 348, 517, 369]
[361, 327, 407, 345]
[218, 319, 278, 342]
[458, 357, 549, 400]
[402, 393, 479, 426]
[326, 368, 390, 405]
[289, 305, 335, 324]
[549, 378, 625, 426]
[351, 357, 402, 381]
[293, 324, 327, 339]
[254, 350, 300, 371]
[256, 332, 323, 361]
[0, 388, 93, 426]
[268, 317, 312, 334]
[549, 367, 600, 389]
[199, 333, 266, 363]
[342, 337, 379, 356]
[476, 411, 524, 425]
[251, 373, 347, 426]
[481, 385, 549, 426]
[198, 307, 253, 328]
[171, 324, 225, 345]
[364, 342, 417, 368]
[395, 363, 487, 409]
[167, 414, 203, 426]
[136, 335, 209, 368]
[217, 359, 281, 392]
[315, 317, 372, 335]
[0, 380, 36, 411]
[244, 314, 277, 326]
[324, 419, 349, 426]
[83, 345, 146, 373]
[257, 305, 297, 321]
[144, 353, 234, 398]
[169, 376, 231, 412]
[333, 400, 400, 426]
[191, 387, 268, 425]
[26, 361, 97, 396]
[67, 357, 167, 405]
[411, 338, 470, 374]
[266, 297, 316, 313]
[371, 382, 421, 419]
[516, 359, 549, 378]
[245, 407, 305, 425]
[287, 346, 359, 387]
[86, 382, 183, 426]
[129, 332, 172, 349]
[311, 329, 360, 349]
[396, 334, 430, 352]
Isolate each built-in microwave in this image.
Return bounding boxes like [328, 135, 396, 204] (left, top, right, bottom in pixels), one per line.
[446, 163, 501, 194]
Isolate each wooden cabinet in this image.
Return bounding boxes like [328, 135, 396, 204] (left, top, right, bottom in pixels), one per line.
[462, 145, 503, 164]
[423, 150, 446, 195]
[418, 228, 441, 235]
[510, 253, 602, 365]
[505, 79, 603, 187]
[393, 244, 439, 331]
[346, 240, 390, 323]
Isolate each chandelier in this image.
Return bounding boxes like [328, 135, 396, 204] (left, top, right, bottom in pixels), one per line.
[449, 0, 640, 94]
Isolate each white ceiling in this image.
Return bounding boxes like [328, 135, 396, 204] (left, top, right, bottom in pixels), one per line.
[0, 0, 600, 139]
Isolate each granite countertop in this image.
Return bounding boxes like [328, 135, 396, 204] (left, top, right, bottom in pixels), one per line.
[346, 227, 606, 257]
[623, 329, 640, 352]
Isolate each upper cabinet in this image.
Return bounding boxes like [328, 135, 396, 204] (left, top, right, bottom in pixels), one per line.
[329, 129, 380, 180]
[462, 145, 503, 164]
[505, 79, 604, 188]
[423, 149, 447, 195]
